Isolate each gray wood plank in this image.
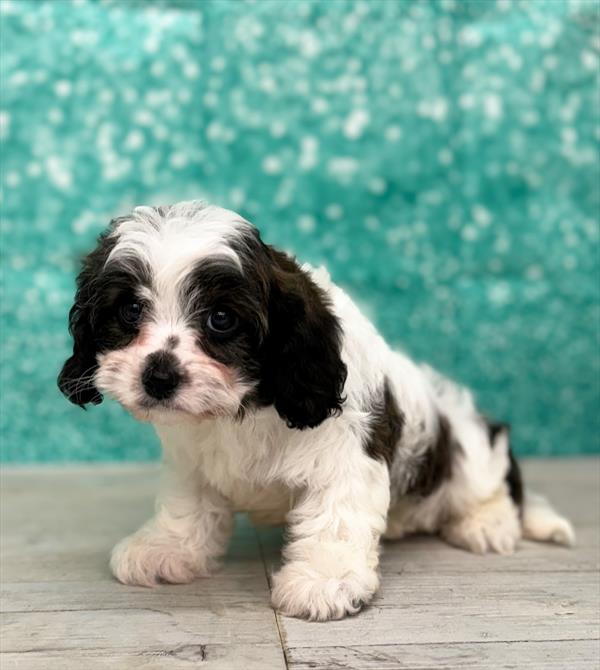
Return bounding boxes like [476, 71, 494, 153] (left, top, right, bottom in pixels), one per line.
[278, 570, 598, 647]
[259, 526, 599, 576]
[286, 639, 600, 670]
[1, 459, 598, 670]
[0, 466, 287, 670]
[1, 607, 277, 649]
[379, 533, 599, 574]
[1, 573, 276, 613]
[521, 458, 600, 528]
[0, 645, 285, 670]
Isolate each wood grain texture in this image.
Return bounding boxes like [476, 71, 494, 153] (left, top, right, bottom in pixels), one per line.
[0, 644, 286, 670]
[0, 466, 286, 670]
[1, 459, 598, 669]
[278, 570, 598, 647]
[286, 640, 600, 670]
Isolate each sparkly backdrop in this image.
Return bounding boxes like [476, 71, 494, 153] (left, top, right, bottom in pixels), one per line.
[1, 0, 598, 461]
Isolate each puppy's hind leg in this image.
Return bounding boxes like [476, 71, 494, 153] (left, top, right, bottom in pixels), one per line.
[440, 426, 574, 554]
[440, 489, 522, 555]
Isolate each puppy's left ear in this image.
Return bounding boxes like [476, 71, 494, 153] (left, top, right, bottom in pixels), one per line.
[262, 248, 347, 429]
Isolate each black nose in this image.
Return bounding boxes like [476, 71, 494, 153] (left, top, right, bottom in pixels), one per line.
[142, 351, 181, 400]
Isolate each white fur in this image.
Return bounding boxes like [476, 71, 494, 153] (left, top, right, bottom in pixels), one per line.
[104, 201, 574, 621]
[108, 201, 247, 284]
[522, 492, 575, 547]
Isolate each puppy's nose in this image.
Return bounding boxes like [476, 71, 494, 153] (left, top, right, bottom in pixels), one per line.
[142, 351, 181, 400]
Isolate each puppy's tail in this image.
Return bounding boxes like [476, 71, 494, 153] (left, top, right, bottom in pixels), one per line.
[521, 491, 575, 547]
[492, 424, 575, 547]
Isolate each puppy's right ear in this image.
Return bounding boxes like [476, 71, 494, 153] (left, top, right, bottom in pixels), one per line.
[57, 227, 119, 406]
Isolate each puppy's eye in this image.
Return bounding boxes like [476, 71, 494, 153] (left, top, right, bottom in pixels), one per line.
[119, 301, 143, 326]
[207, 309, 238, 336]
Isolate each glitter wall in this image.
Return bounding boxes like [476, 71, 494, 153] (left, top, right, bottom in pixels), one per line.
[1, 0, 598, 461]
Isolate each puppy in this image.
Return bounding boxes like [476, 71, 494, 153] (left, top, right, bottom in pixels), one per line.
[58, 200, 574, 621]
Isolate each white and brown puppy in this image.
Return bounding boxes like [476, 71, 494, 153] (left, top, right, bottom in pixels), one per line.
[58, 200, 574, 621]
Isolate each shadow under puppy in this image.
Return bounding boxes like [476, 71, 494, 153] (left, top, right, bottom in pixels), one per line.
[58, 200, 574, 621]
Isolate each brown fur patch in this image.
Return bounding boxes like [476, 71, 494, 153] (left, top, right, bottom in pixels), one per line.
[483, 417, 523, 511]
[409, 414, 462, 496]
[364, 378, 404, 467]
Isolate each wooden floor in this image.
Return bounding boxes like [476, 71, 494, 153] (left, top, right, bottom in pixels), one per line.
[1, 459, 598, 669]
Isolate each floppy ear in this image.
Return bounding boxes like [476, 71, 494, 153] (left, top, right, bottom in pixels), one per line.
[57, 229, 118, 406]
[57, 296, 103, 407]
[262, 248, 347, 429]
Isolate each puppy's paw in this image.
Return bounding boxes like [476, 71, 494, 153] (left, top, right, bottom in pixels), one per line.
[110, 532, 210, 587]
[271, 561, 379, 621]
[441, 493, 521, 555]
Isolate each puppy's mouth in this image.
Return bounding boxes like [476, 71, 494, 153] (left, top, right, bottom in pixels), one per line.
[129, 403, 194, 424]
[138, 396, 180, 411]
[128, 395, 225, 423]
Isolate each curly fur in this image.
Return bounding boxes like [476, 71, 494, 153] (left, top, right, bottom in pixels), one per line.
[58, 200, 575, 621]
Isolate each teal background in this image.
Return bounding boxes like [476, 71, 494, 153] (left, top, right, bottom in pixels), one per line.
[1, 0, 599, 462]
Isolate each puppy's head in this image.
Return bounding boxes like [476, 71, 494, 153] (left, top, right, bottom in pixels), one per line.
[58, 201, 346, 428]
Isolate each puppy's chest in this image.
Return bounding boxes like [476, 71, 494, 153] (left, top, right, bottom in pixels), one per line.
[195, 427, 294, 517]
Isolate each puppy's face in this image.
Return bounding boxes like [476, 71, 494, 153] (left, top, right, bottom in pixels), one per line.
[58, 201, 347, 429]
[93, 257, 263, 425]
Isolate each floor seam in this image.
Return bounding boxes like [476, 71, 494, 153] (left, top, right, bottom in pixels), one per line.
[283, 637, 598, 651]
[255, 525, 290, 670]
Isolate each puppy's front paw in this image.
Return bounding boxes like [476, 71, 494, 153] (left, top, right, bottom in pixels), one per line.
[271, 561, 379, 621]
[110, 532, 209, 587]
